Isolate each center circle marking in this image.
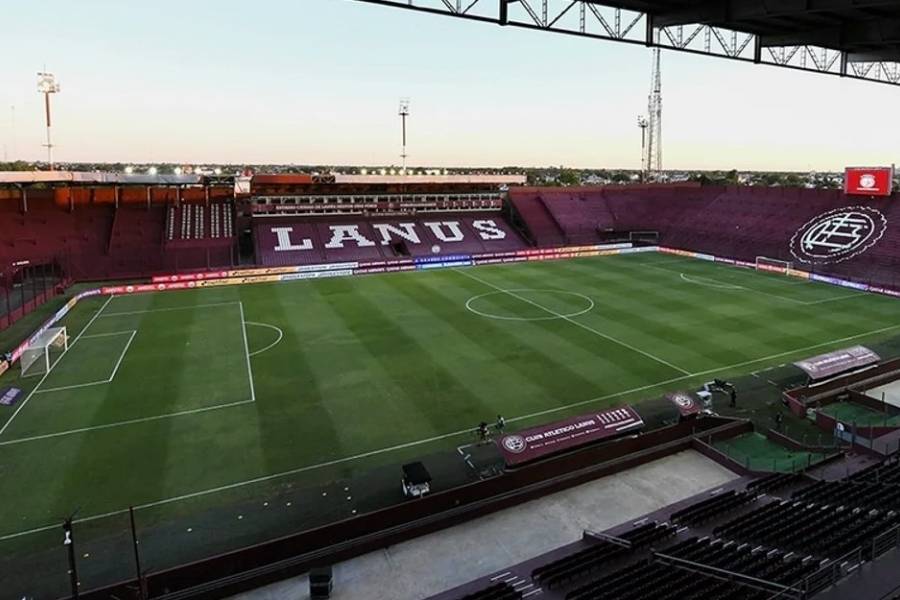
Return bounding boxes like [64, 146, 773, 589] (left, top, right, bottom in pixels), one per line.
[465, 289, 595, 321]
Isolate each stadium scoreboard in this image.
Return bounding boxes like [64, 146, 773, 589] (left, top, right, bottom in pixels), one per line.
[844, 166, 894, 197]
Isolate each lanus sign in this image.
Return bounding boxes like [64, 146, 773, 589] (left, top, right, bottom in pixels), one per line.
[270, 219, 510, 252]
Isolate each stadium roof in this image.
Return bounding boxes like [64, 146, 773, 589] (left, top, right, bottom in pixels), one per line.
[639, 0, 900, 62]
[357, 0, 900, 86]
[0, 171, 206, 186]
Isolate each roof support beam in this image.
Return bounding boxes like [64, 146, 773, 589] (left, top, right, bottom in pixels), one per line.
[654, 0, 900, 28]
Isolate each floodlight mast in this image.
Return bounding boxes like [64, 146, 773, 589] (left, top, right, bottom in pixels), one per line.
[37, 72, 60, 170]
[399, 98, 410, 174]
[637, 116, 649, 183]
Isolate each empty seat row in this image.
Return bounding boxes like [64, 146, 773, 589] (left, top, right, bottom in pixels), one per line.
[456, 582, 522, 600]
[671, 490, 755, 526]
[746, 472, 801, 495]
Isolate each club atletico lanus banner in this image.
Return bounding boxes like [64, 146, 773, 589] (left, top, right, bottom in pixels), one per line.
[497, 406, 643, 467]
[844, 167, 894, 197]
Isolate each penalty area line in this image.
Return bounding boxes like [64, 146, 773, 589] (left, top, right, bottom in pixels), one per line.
[239, 302, 257, 402]
[98, 301, 241, 318]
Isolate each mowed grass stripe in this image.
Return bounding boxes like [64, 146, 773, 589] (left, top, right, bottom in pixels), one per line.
[397, 274, 640, 415]
[450, 270, 683, 386]
[529, 257, 900, 371]
[456, 267, 692, 376]
[485, 260, 752, 371]
[320, 276, 495, 441]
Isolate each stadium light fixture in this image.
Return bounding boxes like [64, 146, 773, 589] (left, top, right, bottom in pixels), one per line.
[398, 98, 410, 172]
[637, 115, 649, 182]
[214, 167, 222, 176]
[174, 167, 183, 175]
[148, 166, 158, 175]
[361, 168, 368, 175]
[124, 166, 134, 175]
[36, 72, 60, 170]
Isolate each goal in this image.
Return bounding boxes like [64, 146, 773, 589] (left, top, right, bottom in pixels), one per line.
[755, 256, 793, 274]
[20, 327, 68, 377]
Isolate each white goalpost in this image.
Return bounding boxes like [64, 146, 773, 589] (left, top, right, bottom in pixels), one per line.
[755, 256, 793, 274]
[20, 326, 68, 377]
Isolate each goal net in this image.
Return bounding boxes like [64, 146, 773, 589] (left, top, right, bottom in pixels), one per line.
[20, 327, 68, 377]
[755, 256, 793, 274]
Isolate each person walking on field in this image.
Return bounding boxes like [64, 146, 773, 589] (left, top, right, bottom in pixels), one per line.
[496, 414, 506, 434]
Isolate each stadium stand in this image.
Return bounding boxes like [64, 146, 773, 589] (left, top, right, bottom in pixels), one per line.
[456, 582, 522, 600]
[507, 190, 567, 247]
[509, 185, 900, 289]
[437, 451, 900, 600]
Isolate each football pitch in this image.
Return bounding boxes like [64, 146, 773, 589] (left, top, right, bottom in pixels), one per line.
[3, 251, 900, 546]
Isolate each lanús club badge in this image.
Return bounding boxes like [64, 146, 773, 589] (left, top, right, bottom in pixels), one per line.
[790, 206, 887, 265]
[501, 434, 527, 454]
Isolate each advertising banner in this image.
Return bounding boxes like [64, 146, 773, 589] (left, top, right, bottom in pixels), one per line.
[844, 167, 894, 197]
[794, 345, 880, 380]
[0, 387, 22, 406]
[497, 406, 643, 466]
[282, 269, 353, 281]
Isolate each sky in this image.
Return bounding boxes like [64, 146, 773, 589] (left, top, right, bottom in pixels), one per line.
[1, 0, 898, 171]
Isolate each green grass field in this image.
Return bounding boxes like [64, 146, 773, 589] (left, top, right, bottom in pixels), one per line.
[3, 251, 900, 554]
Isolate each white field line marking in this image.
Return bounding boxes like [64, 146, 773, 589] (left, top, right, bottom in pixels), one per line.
[465, 289, 595, 322]
[804, 293, 867, 305]
[455, 267, 692, 376]
[99, 301, 240, 318]
[246, 321, 285, 358]
[239, 302, 257, 402]
[0, 399, 255, 448]
[4, 319, 900, 541]
[108, 330, 137, 381]
[35, 330, 137, 395]
[679, 272, 743, 290]
[36, 379, 115, 394]
[0, 295, 114, 439]
[81, 331, 136, 339]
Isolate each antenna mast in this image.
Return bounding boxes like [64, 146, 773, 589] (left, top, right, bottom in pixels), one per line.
[645, 48, 663, 181]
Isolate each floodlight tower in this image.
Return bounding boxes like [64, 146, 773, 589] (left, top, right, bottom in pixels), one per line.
[637, 116, 649, 182]
[37, 72, 61, 170]
[645, 48, 663, 182]
[398, 98, 410, 174]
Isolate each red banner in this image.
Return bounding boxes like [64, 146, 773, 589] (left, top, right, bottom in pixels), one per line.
[845, 167, 894, 197]
[497, 407, 643, 466]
